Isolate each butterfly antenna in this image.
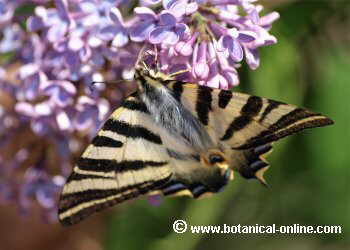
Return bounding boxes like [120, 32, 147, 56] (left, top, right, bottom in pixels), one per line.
[91, 80, 132, 85]
[154, 45, 160, 73]
[135, 45, 148, 69]
[90, 79, 132, 91]
[168, 68, 191, 78]
[141, 61, 149, 71]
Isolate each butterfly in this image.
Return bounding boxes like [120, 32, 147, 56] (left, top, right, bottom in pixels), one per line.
[58, 63, 334, 226]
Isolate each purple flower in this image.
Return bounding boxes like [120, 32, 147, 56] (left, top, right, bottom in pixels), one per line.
[149, 11, 189, 45]
[215, 3, 279, 70]
[130, 7, 158, 42]
[130, 7, 189, 46]
[107, 7, 129, 47]
[215, 25, 256, 62]
[175, 32, 198, 56]
[207, 41, 239, 89]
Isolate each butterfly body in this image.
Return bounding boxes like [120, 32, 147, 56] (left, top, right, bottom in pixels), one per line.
[58, 66, 333, 226]
[134, 69, 215, 152]
[134, 69, 233, 192]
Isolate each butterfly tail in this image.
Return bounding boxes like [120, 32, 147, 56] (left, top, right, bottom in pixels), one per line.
[231, 143, 273, 186]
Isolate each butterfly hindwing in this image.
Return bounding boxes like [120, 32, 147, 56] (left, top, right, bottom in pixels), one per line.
[58, 96, 173, 226]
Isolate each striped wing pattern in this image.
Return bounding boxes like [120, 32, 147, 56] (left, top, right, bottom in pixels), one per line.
[167, 82, 333, 183]
[58, 96, 173, 226]
[58, 80, 333, 226]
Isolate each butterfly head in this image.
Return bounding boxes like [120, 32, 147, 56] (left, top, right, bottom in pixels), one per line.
[134, 64, 174, 96]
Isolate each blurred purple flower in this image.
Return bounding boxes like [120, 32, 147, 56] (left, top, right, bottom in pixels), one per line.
[0, 0, 15, 26]
[0, 24, 24, 53]
[20, 168, 64, 212]
[74, 95, 110, 133]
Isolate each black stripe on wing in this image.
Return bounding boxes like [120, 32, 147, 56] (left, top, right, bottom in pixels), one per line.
[77, 158, 168, 173]
[237, 109, 334, 149]
[259, 99, 284, 122]
[269, 108, 318, 131]
[102, 119, 162, 145]
[92, 136, 123, 148]
[196, 86, 213, 126]
[170, 81, 184, 102]
[218, 90, 233, 109]
[59, 175, 171, 226]
[122, 99, 149, 113]
[221, 96, 263, 141]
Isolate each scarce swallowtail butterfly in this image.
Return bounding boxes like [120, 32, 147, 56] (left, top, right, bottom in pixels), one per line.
[58, 61, 334, 226]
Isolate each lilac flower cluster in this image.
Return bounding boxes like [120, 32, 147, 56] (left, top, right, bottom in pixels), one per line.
[0, 0, 278, 219]
[131, 0, 279, 88]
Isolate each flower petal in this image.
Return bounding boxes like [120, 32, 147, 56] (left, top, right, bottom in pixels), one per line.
[130, 21, 156, 42]
[165, 0, 188, 18]
[186, 2, 198, 15]
[141, 0, 162, 6]
[163, 0, 178, 10]
[112, 31, 129, 47]
[159, 11, 177, 26]
[99, 25, 119, 41]
[134, 7, 157, 20]
[56, 110, 71, 131]
[68, 36, 84, 51]
[27, 16, 45, 32]
[175, 23, 189, 38]
[47, 22, 68, 42]
[238, 31, 256, 43]
[223, 71, 239, 87]
[15, 102, 35, 117]
[244, 47, 260, 70]
[194, 62, 209, 79]
[64, 50, 80, 67]
[175, 41, 192, 56]
[149, 27, 179, 45]
[228, 38, 243, 62]
[35, 102, 52, 116]
[109, 7, 124, 25]
[259, 12, 280, 29]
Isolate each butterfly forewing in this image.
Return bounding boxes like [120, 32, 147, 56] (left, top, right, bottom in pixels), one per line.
[58, 96, 173, 226]
[168, 82, 333, 147]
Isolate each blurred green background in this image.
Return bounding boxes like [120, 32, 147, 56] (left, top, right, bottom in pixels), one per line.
[103, 1, 350, 250]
